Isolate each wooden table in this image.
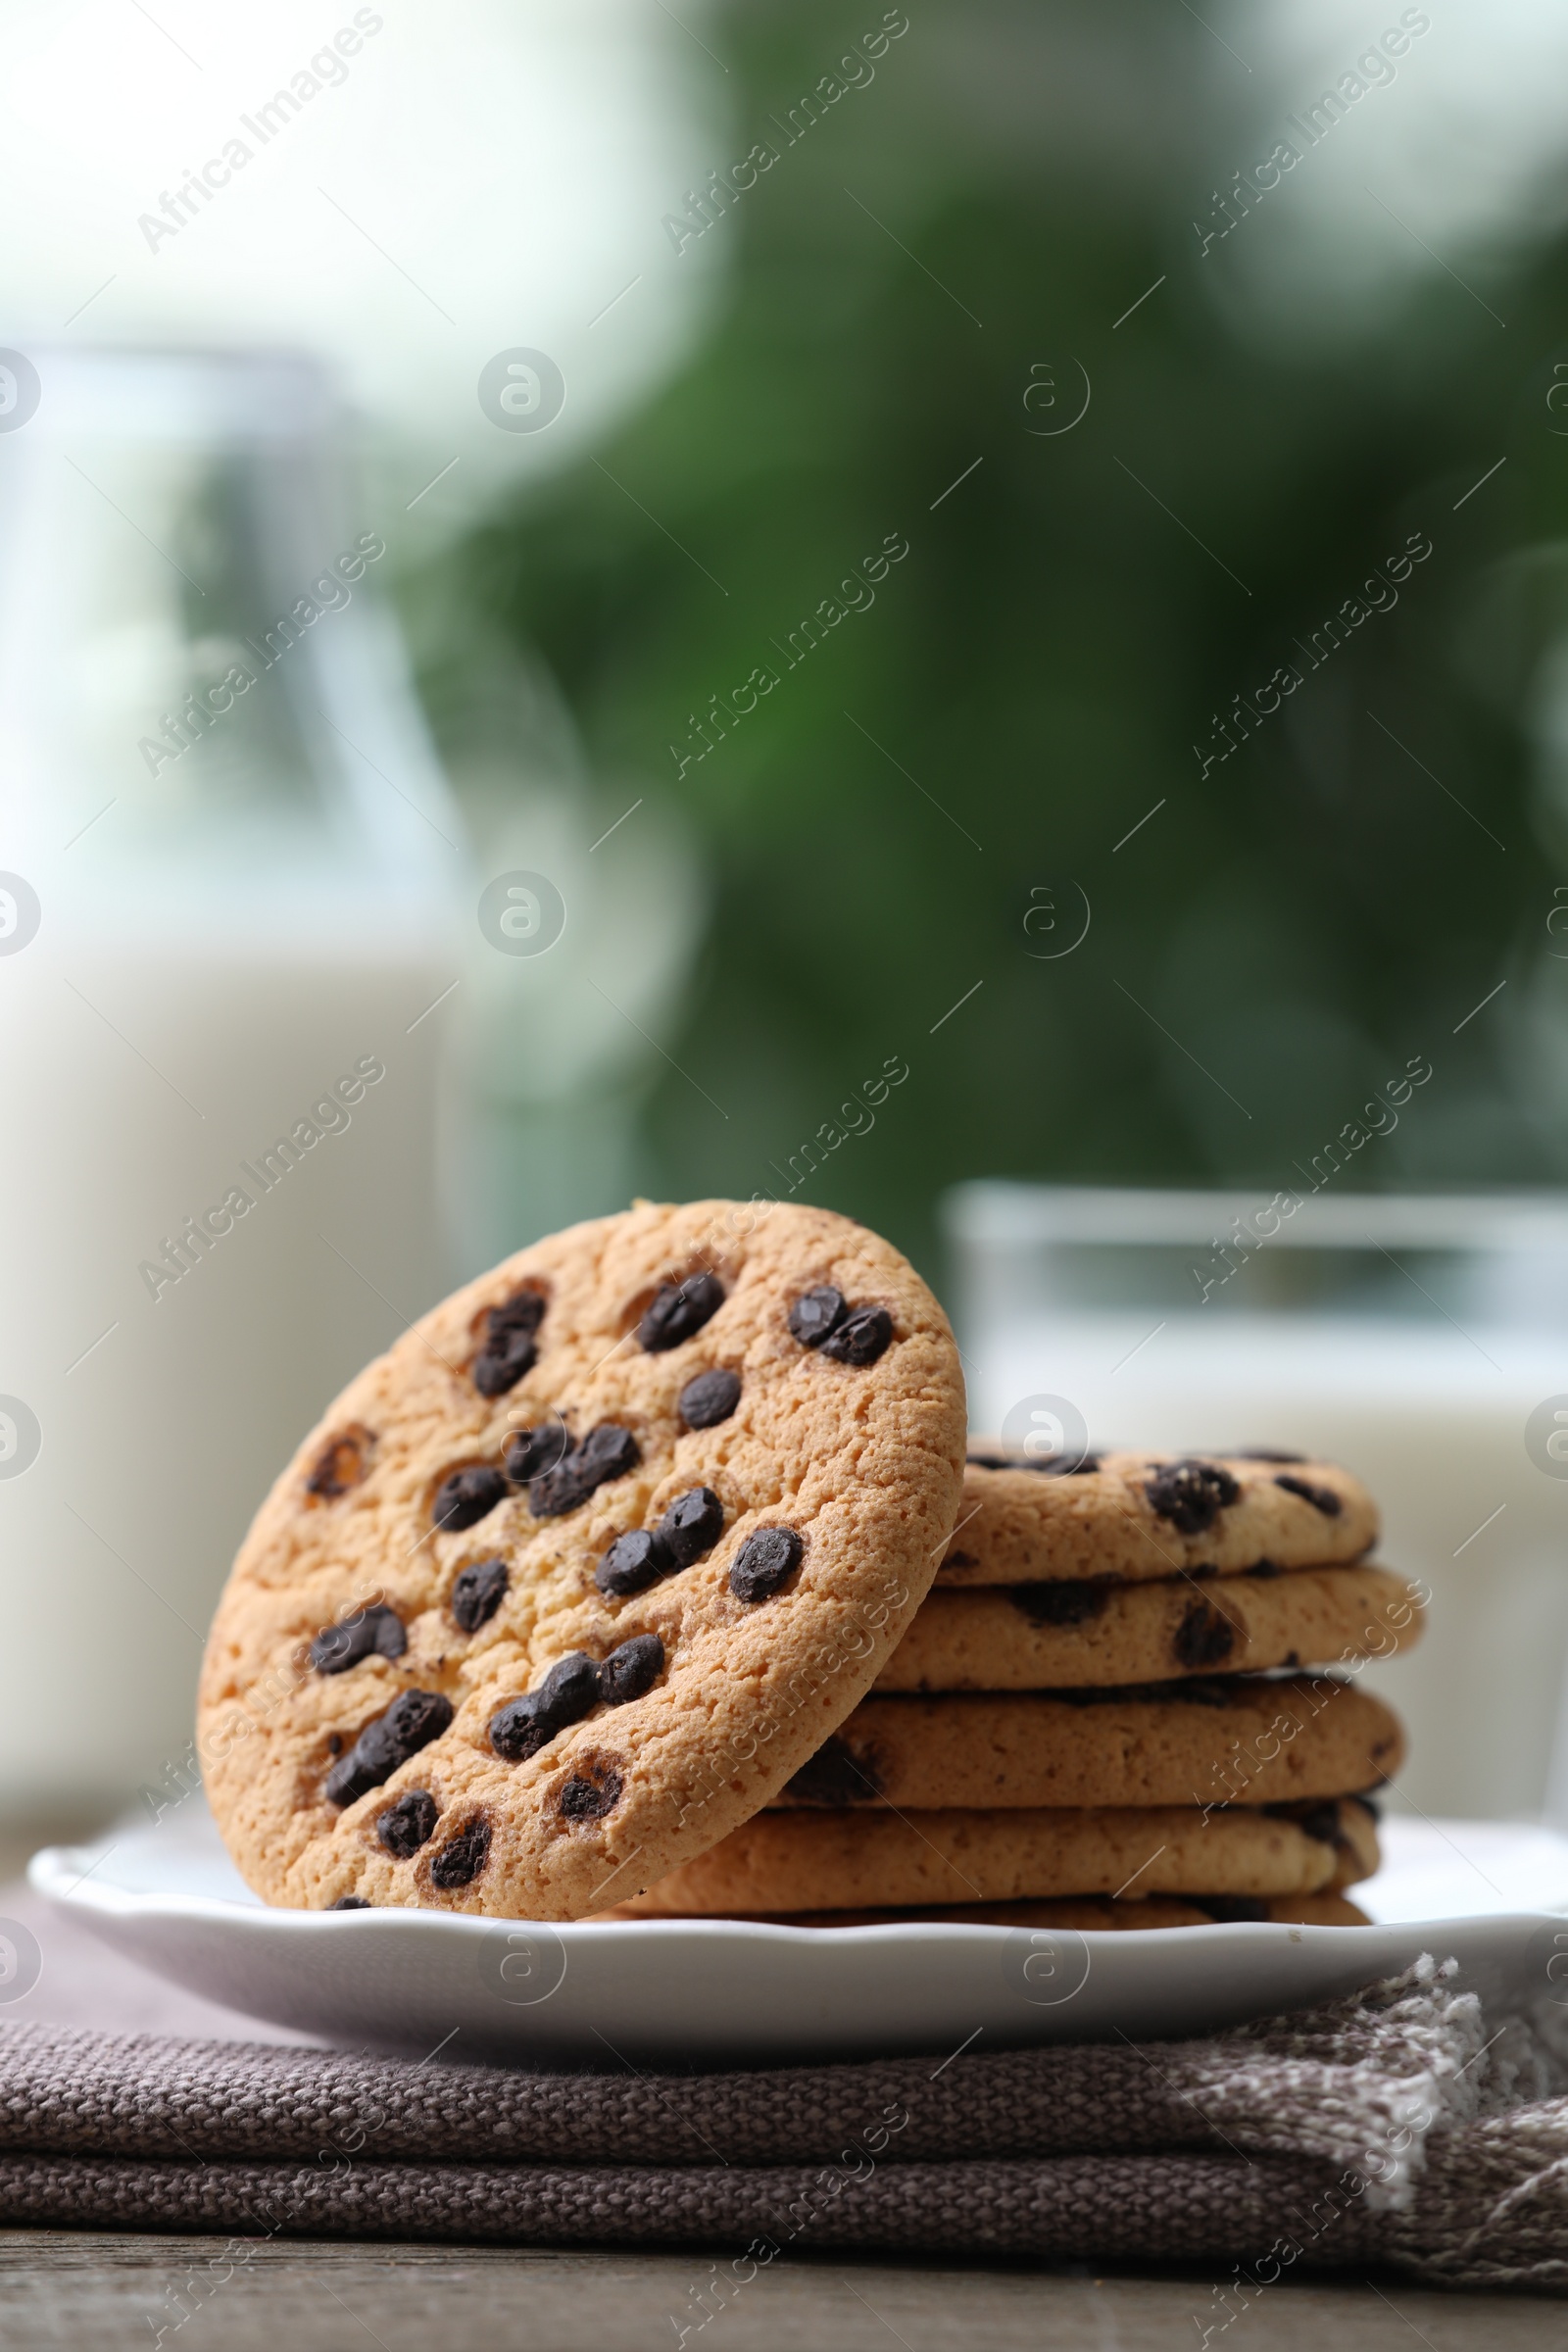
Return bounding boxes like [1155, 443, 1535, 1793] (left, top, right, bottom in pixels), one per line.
[0, 2233, 1556, 2348]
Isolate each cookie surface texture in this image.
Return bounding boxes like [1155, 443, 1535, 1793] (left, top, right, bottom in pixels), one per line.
[770, 1677, 1404, 1811]
[610, 1798, 1378, 1913]
[874, 1564, 1423, 1690]
[199, 1200, 965, 1916]
[937, 1450, 1377, 1585]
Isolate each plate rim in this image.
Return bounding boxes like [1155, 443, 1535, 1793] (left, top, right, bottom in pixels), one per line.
[28, 1837, 1563, 1949]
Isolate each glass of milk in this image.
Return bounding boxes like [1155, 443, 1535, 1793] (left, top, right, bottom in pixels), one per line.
[945, 1181, 1568, 1827]
[0, 348, 465, 1815]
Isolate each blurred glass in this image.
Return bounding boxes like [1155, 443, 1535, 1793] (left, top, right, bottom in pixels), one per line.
[0, 349, 462, 1810]
[947, 1181, 1568, 1828]
[1, 348, 457, 914]
[950, 1183, 1568, 1327]
[413, 625, 709, 1273]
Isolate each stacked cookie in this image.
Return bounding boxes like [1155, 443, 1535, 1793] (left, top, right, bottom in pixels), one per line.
[197, 1197, 1418, 1938]
[615, 1447, 1422, 1930]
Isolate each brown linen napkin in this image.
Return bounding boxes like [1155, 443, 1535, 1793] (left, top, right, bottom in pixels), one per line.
[0, 1959, 1565, 2287]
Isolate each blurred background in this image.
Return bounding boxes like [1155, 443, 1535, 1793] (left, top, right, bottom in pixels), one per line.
[2, 0, 1567, 1838]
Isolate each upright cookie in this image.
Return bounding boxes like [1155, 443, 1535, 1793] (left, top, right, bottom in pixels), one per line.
[875, 1564, 1423, 1691]
[770, 1677, 1404, 1811]
[199, 1200, 965, 1917]
[938, 1449, 1377, 1585]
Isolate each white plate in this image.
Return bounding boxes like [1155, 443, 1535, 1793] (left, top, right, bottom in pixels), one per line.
[29, 1805, 1568, 2066]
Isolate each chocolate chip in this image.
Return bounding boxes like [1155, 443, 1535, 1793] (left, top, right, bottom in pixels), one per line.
[538, 1651, 601, 1721]
[451, 1556, 509, 1634]
[1284, 1800, 1344, 1849]
[784, 1735, 882, 1806]
[599, 1632, 664, 1705]
[527, 1467, 582, 1518]
[325, 1690, 454, 1807]
[583, 1423, 641, 1480]
[638, 1272, 724, 1352]
[306, 1426, 373, 1499]
[430, 1818, 491, 1887]
[1144, 1458, 1240, 1535]
[491, 1289, 545, 1345]
[488, 1696, 555, 1765]
[678, 1367, 741, 1429]
[1232, 1448, 1304, 1463]
[819, 1305, 893, 1366]
[596, 1529, 674, 1598]
[376, 1789, 438, 1859]
[1172, 1599, 1238, 1669]
[558, 1768, 623, 1820]
[326, 1734, 342, 1755]
[730, 1525, 803, 1602]
[489, 1651, 600, 1762]
[788, 1287, 846, 1347]
[474, 1290, 545, 1396]
[432, 1464, 508, 1533]
[310, 1602, 407, 1676]
[529, 1423, 641, 1518]
[659, 1486, 724, 1568]
[472, 1327, 536, 1398]
[944, 1549, 977, 1569]
[1273, 1473, 1343, 1517]
[1008, 1581, 1110, 1629]
[496, 1288, 546, 1333]
[504, 1422, 570, 1485]
[328, 1895, 370, 1910]
[1248, 1558, 1284, 1579]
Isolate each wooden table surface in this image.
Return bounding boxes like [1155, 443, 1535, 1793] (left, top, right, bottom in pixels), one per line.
[0, 2233, 1560, 2351]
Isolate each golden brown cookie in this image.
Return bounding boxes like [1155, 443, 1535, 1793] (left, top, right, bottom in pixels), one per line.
[875, 1564, 1423, 1690]
[612, 1797, 1381, 1914]
[938, 1449, 1377, 1586]
[199, 1200, 965, 1917]
[771, 1677, 1402, 1811]
[1266, 1891, 1369, 1927]
[602, 1891, 1371, 1929]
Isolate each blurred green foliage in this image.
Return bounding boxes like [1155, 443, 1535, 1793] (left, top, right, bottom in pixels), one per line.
[443, 0, 1568, 1277]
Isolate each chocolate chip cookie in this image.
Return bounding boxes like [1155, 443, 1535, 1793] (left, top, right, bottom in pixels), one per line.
[609, 1795, 1381, 1914]
[199, 1200, 965, 1917]
[769, 1676, 1403, 1811]
[937, 1449, 1377, 1585]
[875, 1564, 1422, 1690]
